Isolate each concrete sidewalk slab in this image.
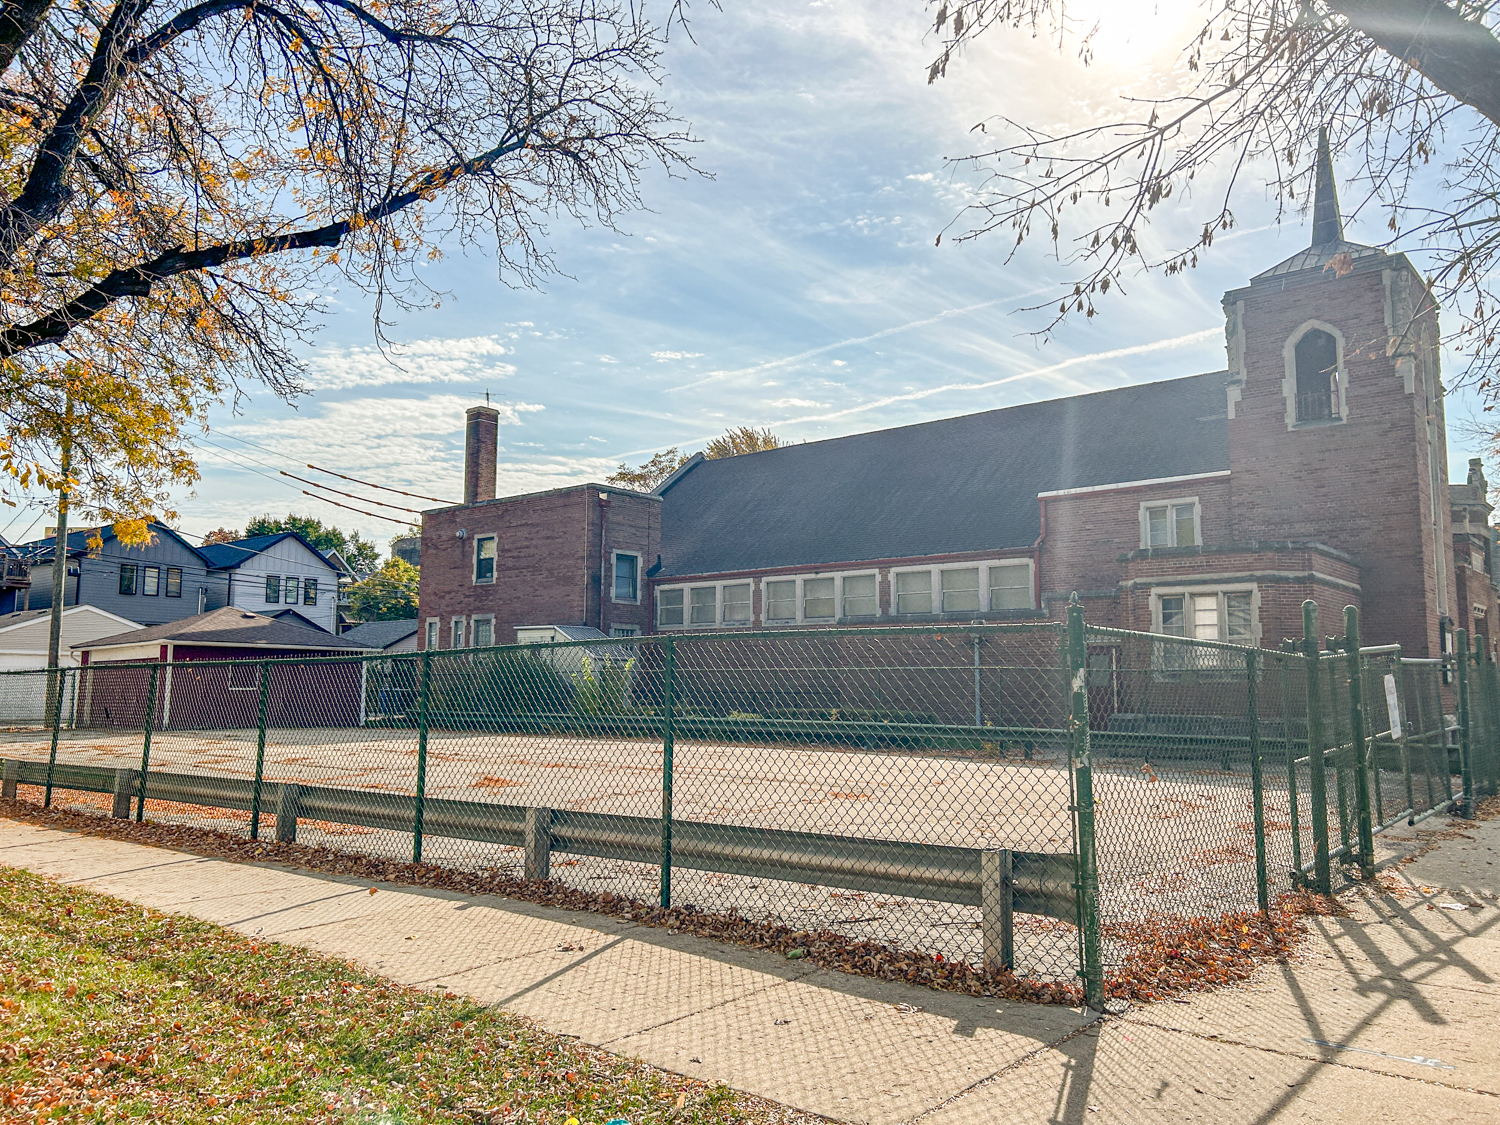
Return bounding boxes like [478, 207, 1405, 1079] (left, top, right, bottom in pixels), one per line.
[919, 1018, 1493, 1125]
[0, 818, 1091, 1125]
[5, 810, 1500, 1124]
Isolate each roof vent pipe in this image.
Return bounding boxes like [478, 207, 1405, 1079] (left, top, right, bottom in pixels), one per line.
[463, 406, 500, 506]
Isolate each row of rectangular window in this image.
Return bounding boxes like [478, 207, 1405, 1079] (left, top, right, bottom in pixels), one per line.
[264, 575, 319, 606]
[656, 561, 1034, 628]
[119, 565, 182, 597]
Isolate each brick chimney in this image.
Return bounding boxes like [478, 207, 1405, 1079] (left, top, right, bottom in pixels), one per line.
[463, 406, 499, 506]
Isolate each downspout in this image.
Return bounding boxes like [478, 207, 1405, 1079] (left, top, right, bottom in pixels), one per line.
[1032, 496, 1048, 612]
[599, 492, 611, 634]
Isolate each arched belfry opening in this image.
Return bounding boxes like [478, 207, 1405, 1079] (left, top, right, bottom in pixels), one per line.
[1294, 328, 1340, 422]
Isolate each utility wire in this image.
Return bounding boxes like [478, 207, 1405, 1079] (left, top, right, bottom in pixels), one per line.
[279, 471, 423, 514]
[294, 491, 417, 526]
[305, 464, 454, 505]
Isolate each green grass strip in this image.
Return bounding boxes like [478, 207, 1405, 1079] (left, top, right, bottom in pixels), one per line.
[0, 865, 794, 1124]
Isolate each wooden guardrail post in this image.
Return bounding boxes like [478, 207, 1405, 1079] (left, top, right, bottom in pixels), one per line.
[524, 807, 552, 882]
[275, 783, 301, 843]
[112, 769, 136, 819]
[980, 848, 1014, 973]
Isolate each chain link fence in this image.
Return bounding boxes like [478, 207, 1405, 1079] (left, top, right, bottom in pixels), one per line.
[2, 602, 1492, 1008]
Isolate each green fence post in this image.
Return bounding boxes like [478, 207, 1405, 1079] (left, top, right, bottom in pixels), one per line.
[1457, 629, 1474, 819]
[1278, 654, 1303, 875]
[414, 649, 432, 861]
[250, 661, 271, 841]
[1302, 602, 1332, 895]
[42, 667, 68, 808]
[660, 636, 677, 909]
[1392, 648, 1416, 824]
[1343, 607, 1375, 877]
[1066, 596, 1105, 1011]
[1246, 649, 1270, 917]
[136, 662, 160, 822]
[1481, 656, 1500, 797]
[1326, 657, 1352, 858]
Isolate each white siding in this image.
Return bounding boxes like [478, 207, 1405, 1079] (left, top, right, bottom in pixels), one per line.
[227, 538, 339, 632]
[0, 606, 141, 668]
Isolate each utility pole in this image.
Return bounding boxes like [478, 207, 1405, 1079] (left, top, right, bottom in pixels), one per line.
[44, 396, 72, 715]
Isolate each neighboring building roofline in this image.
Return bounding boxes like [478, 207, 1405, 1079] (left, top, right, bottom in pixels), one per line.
[423, 480, 662, 516]
[1037, 469, 1231, 500]
[653, 452, 706, 497]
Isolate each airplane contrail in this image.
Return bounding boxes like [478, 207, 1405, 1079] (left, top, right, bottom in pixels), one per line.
[668, 296, 1028, 391]
[764, 326, 1221, 427]
[613, 325, 1220, 459]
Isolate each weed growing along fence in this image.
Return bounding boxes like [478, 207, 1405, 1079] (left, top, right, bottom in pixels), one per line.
[1, 600, 1494, 1009]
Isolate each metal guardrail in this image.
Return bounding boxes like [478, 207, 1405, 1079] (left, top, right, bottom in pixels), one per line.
[3, 757, 1077, 972]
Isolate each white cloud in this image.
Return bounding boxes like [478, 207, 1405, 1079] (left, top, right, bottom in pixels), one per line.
[651, 350, 706, 361]
[598, 355, 620, 364]
[302, 336, 516, 391]
[768, 397, 829, 408]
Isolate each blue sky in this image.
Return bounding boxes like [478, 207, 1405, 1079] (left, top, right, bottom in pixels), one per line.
[3, 0, 1487, 549]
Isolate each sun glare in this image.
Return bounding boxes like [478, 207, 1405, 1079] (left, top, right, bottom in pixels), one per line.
[1062, 0, 1206, 69]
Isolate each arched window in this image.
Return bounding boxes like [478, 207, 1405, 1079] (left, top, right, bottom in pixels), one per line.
[1294, 329, 1339, 422]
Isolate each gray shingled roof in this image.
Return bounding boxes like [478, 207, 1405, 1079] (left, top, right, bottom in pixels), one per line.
[657, 372, 1230, 578]
[339, 619, 418, 649]
[76, 607, 374, 651]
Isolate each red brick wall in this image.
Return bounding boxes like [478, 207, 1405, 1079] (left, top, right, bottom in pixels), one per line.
[1456, 564, 1499, 660]
[1222, 262, 1450, 655]
[418, 485, 659, 647]
[1040, 475, 1233, 601]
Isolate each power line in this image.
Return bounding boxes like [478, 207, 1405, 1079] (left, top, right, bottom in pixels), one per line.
[305, 464, 454, 505]
[293, 491, 417, 526]
[278, 471, 423, 514]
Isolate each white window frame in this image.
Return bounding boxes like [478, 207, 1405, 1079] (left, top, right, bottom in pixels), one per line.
[473, 534, 497, 585]
[1138, 497, 1202, 550]
[1150, 584, 1260, 678]
[471, 614, 495, 647]
[611, 551, 642, 604]
[425, 618, 440, 650]
[759, 569, 882, 625]
[451, 616, 467, 649]
[610, 624, 641, 638]
[655, 587, 685, 628]
[652, 579, 762, 629]
[888, 559, 1037, 617]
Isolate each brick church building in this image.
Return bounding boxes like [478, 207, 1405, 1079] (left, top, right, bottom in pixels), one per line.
[417, 142, 1500, 662]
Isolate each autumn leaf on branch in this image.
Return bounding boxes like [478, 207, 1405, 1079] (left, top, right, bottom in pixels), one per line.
[0, 0, 700, 525]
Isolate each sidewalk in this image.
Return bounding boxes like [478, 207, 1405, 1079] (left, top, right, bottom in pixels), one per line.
[2, 812, 1498, 1124]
